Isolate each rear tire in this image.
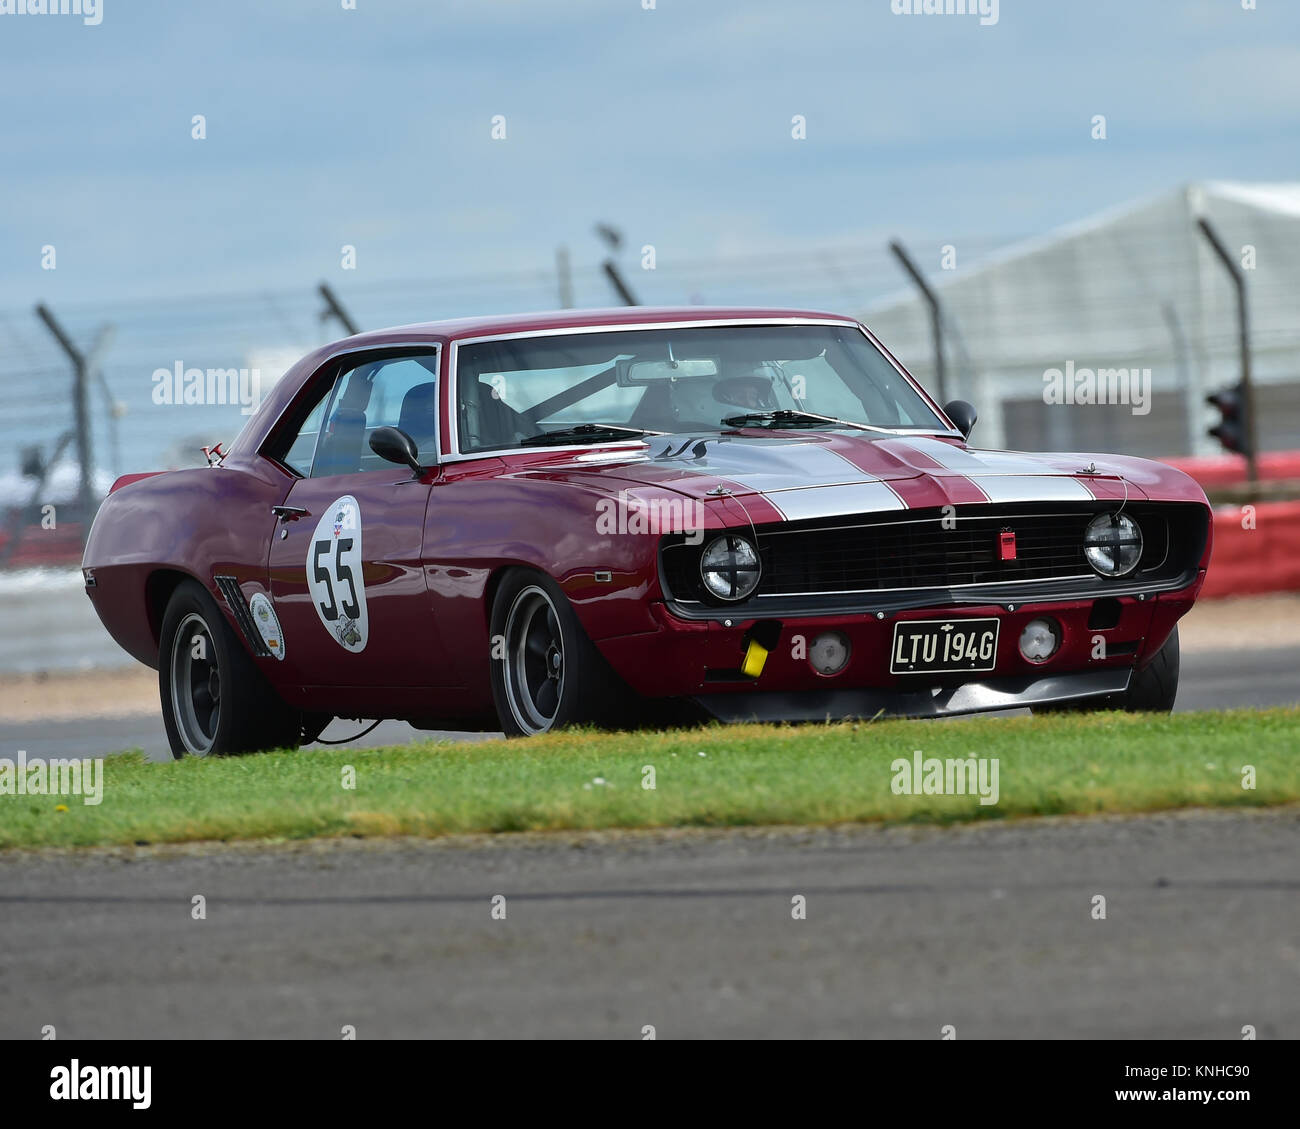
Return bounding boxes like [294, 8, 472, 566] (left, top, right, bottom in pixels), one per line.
[159, 579, 302, 757]
[1033, 626, 1180, 715]
[488, 569, 632, 737]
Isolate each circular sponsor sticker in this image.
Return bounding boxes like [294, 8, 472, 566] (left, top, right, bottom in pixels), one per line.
[248, 592, 286, 661]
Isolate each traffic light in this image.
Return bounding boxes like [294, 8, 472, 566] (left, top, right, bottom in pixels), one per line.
[1206, 383, 1252, 456]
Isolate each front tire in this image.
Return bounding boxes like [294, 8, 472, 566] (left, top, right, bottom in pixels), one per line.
[488, 569, 629, 737]
[1034, 626, 1180, 715]
[159, 579, 302, 757]
[1119, 624, 1180, 712]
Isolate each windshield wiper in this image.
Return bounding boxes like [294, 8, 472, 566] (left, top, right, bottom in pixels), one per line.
[519, 423, 663, 447]
[722, 409, 896, 435]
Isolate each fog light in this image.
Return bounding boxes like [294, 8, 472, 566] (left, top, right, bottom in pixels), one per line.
[1018, 618, 1060, 663]
[809, 631, 850, 676]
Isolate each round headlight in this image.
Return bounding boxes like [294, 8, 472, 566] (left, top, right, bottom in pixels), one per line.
[1084, 512, 1142, 578]
[700, 535, 761, 601]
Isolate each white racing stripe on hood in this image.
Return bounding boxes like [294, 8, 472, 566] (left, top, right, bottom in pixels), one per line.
[710, 442, 889, 494]
[893, 436, 1095, 503]
[972, 475, 1095, 503]
[704, 442, 910, 520]
[894, 436, 1068, 475]
[765, 480, 908, 522]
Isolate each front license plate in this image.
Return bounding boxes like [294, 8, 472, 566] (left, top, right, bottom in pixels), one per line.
[889, 618, 1000, 675]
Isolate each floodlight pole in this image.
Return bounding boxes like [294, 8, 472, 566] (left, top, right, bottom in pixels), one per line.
[595, 222, 639, 307]
[602, 261, 640, 306]
[1196, 217, 1258, 483]
[889, 240, 947, 404]
[318, 283, 361, 336]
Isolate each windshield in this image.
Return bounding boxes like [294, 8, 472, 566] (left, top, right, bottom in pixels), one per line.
[454, 324, 950, 453]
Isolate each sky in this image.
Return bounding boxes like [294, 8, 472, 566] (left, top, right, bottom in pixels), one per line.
[3, 0, 1300, 317]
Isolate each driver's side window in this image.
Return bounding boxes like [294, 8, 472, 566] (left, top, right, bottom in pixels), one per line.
[277, 349, 441, 478]
[281, 395, 329, 477]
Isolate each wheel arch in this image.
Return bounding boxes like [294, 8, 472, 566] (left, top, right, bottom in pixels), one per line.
[147, 569, 262, 668]
[145, 568, 199, 653]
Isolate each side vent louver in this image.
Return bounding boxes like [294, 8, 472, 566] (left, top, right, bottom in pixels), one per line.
[214, 575, 272, 658]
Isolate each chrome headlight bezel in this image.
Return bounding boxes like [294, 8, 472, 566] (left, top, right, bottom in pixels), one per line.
[699, 534, 762, 602]
[1083, 511, 1143, 578]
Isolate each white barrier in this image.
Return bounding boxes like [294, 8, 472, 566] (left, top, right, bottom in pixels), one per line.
[0, 569, 133, 674]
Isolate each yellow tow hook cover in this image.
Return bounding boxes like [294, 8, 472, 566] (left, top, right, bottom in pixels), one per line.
[741, 639, 769, 679]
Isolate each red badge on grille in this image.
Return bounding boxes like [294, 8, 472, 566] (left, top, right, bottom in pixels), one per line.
[999, 530, 1017, 561]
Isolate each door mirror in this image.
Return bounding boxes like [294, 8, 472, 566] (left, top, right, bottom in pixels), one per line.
[943, 400, 978, 439]
[369, 426, 422, 477]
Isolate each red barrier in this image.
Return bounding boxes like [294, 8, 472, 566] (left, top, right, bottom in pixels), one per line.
[1160, 451, 1300, 490]
[1202, 500, 1300, 598]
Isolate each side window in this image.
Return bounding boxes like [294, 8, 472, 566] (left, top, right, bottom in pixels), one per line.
[281, 394, 330, 477]
[310, 352, 440, 478]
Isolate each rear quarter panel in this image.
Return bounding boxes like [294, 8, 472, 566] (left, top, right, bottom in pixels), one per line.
[82, 457, 290, 668]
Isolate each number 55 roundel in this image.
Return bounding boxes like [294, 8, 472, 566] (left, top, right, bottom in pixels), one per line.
[306, 495, 369, 652]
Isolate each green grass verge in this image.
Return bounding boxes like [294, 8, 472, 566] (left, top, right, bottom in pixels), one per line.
[2, 709, 1297, 849]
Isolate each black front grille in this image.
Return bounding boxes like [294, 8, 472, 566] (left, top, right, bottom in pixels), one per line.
[760, 511, 1094, 594]
[662, 504, 1175, 603]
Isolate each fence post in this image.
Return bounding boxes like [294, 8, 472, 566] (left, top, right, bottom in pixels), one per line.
[889, 240, 948, 405]
[34, 303, 94, 543]
[1195, 217, 1258, 483]
[556, 246, 574, 309]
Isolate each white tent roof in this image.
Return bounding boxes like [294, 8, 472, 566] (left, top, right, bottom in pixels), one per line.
[863, 182, 1300, 454]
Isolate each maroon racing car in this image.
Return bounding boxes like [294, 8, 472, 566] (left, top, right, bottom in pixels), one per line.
[82, 307, 1212, 756]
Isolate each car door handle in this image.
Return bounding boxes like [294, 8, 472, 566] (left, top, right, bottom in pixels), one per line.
[271, 505, 310, 523]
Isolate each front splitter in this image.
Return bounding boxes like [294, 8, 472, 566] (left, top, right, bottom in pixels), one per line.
[693, 667, 1132, 722]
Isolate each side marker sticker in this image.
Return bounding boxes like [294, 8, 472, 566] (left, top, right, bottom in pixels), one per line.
[248, 592, 286, 661]
[306, 494, 369, 652]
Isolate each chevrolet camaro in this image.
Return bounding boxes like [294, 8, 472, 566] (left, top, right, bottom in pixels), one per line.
[82, 308, 1211, 756]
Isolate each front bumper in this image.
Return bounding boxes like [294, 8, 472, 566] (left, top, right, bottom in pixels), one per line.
[595, 572, 1203, 716]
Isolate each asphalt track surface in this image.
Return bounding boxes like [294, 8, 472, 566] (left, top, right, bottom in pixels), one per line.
[0, 808, 1295, 1039]
[3, 645, 1298, 762]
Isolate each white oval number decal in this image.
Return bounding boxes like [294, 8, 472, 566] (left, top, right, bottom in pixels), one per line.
[306, 495, 368, 652]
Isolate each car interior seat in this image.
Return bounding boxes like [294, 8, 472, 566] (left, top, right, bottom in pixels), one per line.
[313, 407, 367, 477]
[397, 381, 439, 464]
[460, 377, 531, 449]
